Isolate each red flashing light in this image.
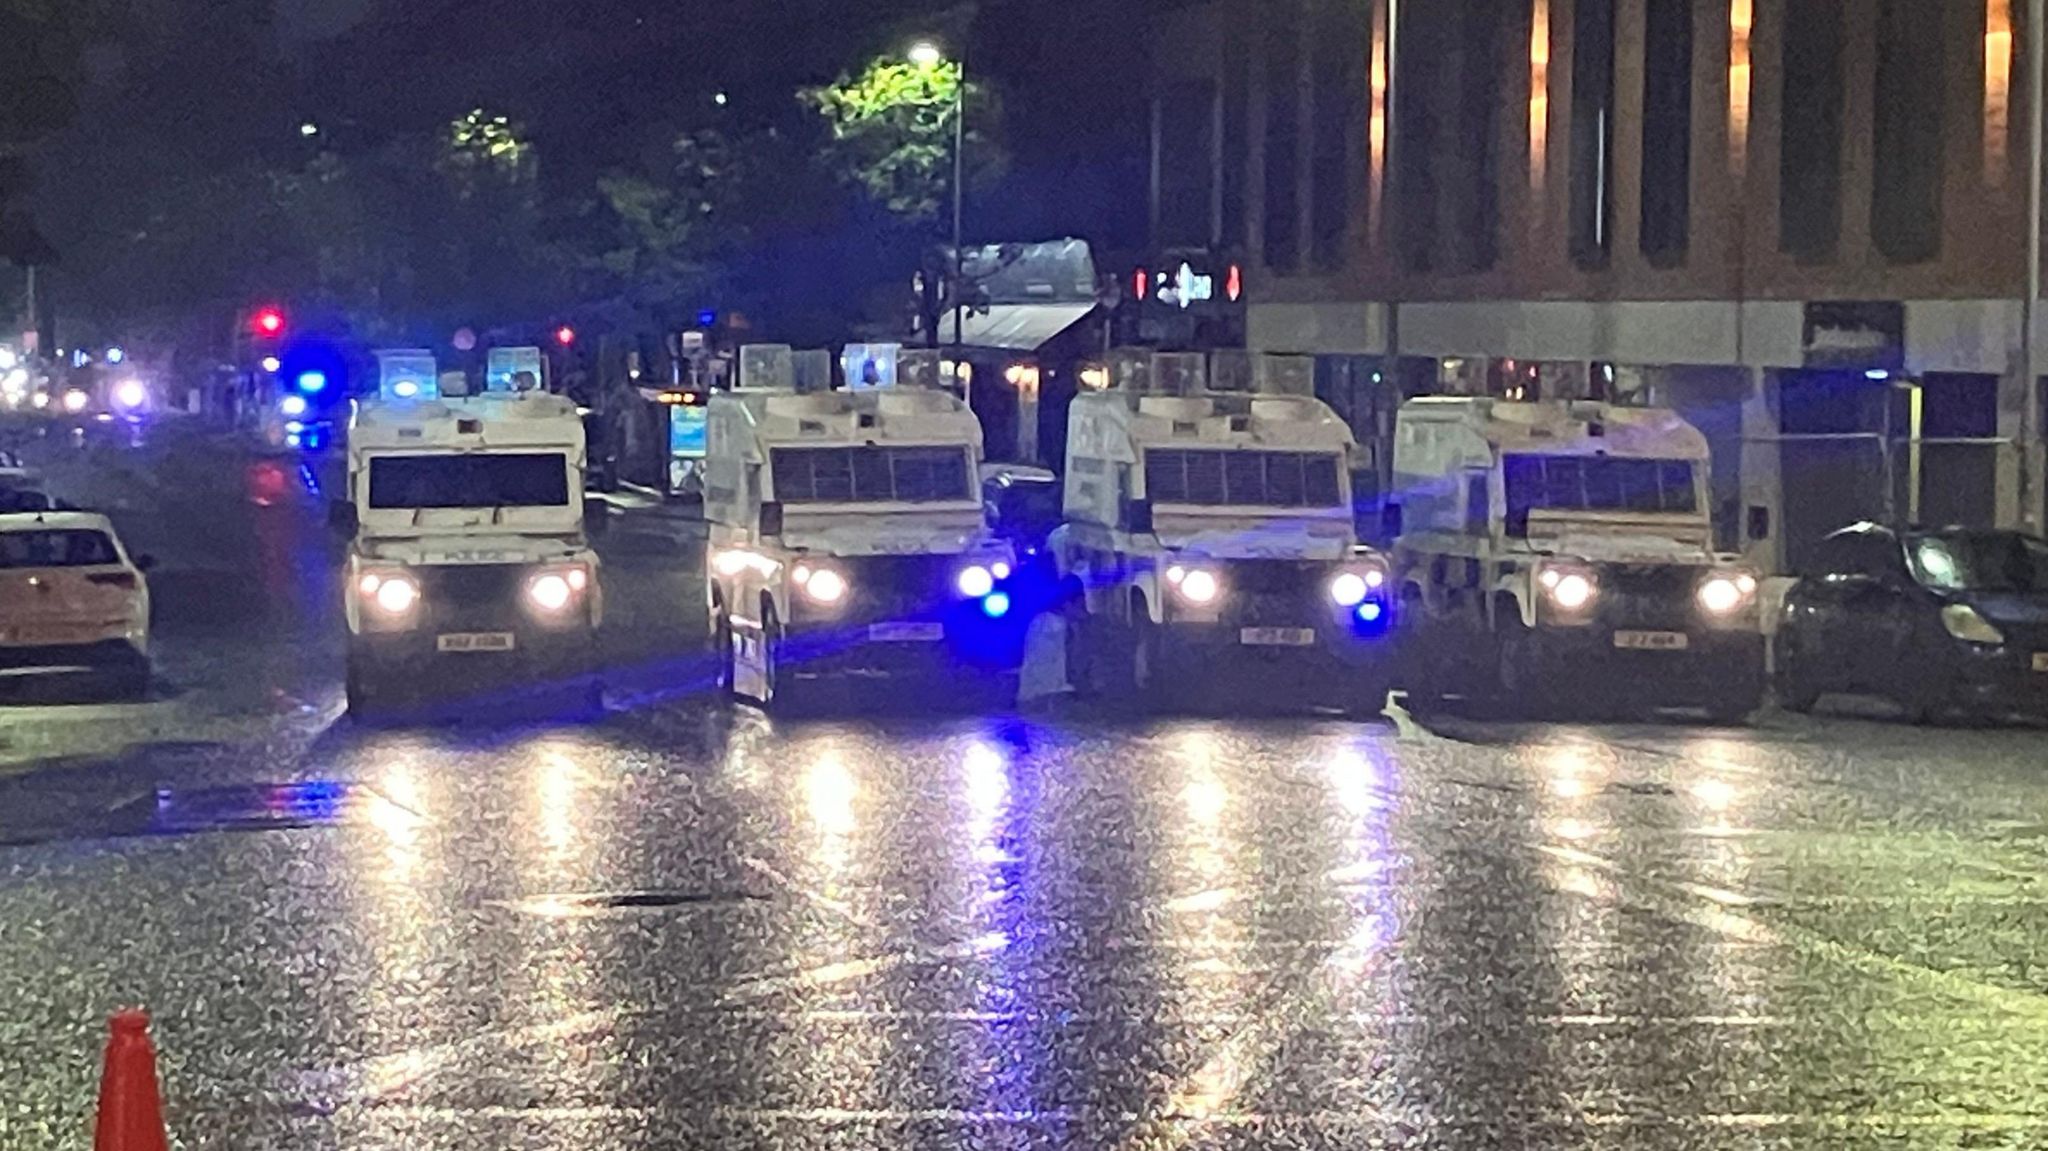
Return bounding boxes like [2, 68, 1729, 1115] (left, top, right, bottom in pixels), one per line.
[554, 325, 577, 346]
[1133, 269, 1149, 301]
[1225, 264, 1243, 302]
[253, 308, 286, 337]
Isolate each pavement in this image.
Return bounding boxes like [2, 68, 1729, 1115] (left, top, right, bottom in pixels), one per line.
[4, 419, 2048, 1148]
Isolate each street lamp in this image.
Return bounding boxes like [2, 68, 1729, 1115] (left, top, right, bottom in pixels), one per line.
[909, 39, 966, 350]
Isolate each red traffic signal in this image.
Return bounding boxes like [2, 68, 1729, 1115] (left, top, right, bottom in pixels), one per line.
[253, 308, 286, 337]
[554, 325, 577, 346]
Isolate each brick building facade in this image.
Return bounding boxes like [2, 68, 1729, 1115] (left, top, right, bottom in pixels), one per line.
[1151, 0, 2047, 571]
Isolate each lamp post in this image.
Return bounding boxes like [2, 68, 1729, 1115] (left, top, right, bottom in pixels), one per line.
[910, 40, 966, 351]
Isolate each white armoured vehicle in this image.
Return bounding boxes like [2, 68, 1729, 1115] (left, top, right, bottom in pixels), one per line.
[1053, 349, 1395, 713]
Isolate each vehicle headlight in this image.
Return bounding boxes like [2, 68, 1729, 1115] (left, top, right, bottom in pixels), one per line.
[63, 389, 89, 413]
[796, 565, 848, 605]
[1329, 571, 1369, 607]
[1539, 566, 1597, 611]
[114, 380, 147, 409]
[956, 564, 995, 598]
[1941, 603, 2005, 645]
[365, 573, 419, 615]
[1696, 573, 1756, 615]
[527, 573, 574, 612]
[279, 394, 308, 417]
[1175, 568, 1221, 604]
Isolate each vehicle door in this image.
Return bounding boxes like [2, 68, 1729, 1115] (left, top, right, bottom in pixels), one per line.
[1807, 532, 1918, 691]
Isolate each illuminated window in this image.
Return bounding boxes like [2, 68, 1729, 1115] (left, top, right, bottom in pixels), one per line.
[1987, 0, 2014, 185]
[1530, 0, 1551, 198]
[1368, 1, 1390, 237]
[1730, 0, 1753, 178]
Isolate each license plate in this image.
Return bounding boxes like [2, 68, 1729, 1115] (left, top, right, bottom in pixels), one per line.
[1240, 626, 1316, 647]
[868, 622, 943, 642]
[2034, 652, 2048, 673]
[1614, 630, 1689, 651]
[437, 632, 516, 653]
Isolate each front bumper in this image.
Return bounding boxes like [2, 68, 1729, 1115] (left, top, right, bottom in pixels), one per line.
[1947, 644, 2048, 716]
[0, 637, 148, 672]
[1521, 626, 1766, 703]
[350, 626, 596, 688]
[776, 555, 1026, 683]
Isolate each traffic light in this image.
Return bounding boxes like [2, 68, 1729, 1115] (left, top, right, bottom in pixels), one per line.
[253, 307, 286, 338]
[554, 325, 576, 346]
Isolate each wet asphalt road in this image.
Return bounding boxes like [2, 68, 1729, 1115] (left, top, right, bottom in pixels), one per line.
[5, 421, 2048, 1149]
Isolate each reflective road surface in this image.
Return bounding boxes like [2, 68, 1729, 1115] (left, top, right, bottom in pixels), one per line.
[4, 423, 2048, 1149]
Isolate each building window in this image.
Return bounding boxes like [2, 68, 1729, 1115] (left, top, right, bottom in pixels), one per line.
[1985, 0, 2014, 186]
[1872, 0, 1944, 263]
[1780, 0, 1845, 263]
[1450, 0, 1505, 273]
[1640, 0, 1694, 266]
[1391, 1, 1439, 272]
[1222, 33, 1249, 249]
[1262, 0, 1303, 272]
[1529, 0, 1552, 198]
[1368, 0, 1389, 235]
[1569, 0, 1616, 268]
[1157, 79, 1219, 249]
[1310, 0, 1361, 271]
[1730, 0, 1754, 178]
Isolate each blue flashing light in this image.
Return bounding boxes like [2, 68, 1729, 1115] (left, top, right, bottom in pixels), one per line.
[981, 591, 1012, 619]
[106, 347, 126, 364]
[279, 394, 308, 417]
[1864, 369, 1891, 381]
[696, 308, 718, 327]
[1356, 601, 1383, 624]
[296, 370, 328, 393]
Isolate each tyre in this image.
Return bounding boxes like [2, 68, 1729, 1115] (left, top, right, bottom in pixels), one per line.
[712, 609, 737, 699]
[761, 601, 796, 713]
[345, 657, 384, 721]
[1130, 610, 1167, 711]
[1772, 634, 1821, 714]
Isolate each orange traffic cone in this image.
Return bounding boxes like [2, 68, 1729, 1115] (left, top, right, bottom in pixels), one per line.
[94, 1009, 169, 1151]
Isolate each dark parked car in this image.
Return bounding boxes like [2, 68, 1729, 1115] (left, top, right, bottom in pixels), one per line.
[1776, 522, 2048, 721]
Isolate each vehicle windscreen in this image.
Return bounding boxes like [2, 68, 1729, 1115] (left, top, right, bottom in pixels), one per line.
[1504, 454, 1697, 535]
[0, 529, 121, 568]
[1909, 532, 2048, 593]
[367, 453, 571, 509]
[1142, 449, 1344, 508]
[771, 446, 972, 504]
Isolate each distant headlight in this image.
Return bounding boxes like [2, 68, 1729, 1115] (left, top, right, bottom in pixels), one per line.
[368, 574, 419, 615]
[799, 566, 848, 605]
[527, 573, 574, 613]
[63, 389, 89, 413]
[1175, 568, 1221, 605]
[279, 394, 308, 417]
[956, 564, 995, 598]
[1941, 603, 2005, 645]
[114, 380, 147, 409]
[1696, 574, 1754, 615]
[1329, 572, 1369, 607]
[1538, 566, 1597, 611]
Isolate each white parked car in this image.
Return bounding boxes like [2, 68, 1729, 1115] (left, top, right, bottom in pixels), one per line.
[0, 511, 152, 697]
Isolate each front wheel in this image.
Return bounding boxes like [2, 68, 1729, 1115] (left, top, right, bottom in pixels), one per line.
[712, 609, 737, 700]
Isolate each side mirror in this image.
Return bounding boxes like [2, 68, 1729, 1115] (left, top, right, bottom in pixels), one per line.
[327, 500, 358, 535]
[133, 553, 157, 572]
[1124, 498, 1153, 534]
[1381, 501, 1404, 540]
[759, 501, 785, 537]
[582, 496, 610, 538]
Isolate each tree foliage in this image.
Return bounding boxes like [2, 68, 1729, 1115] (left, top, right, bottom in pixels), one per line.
[803, 56, 1001, 224]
